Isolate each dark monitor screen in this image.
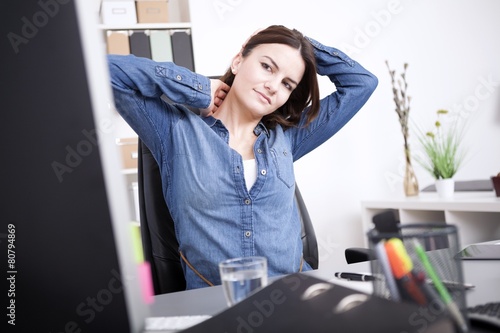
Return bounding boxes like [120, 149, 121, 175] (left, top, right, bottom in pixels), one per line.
[1, 1, 148, 332]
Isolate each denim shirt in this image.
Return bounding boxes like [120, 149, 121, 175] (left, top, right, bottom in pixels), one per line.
[108, 37, 378, 289]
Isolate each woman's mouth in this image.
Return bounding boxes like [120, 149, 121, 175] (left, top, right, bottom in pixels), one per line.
[255, 90, 271, 104]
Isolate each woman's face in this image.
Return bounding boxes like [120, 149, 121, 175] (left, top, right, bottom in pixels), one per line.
[231, 43, 306, 119]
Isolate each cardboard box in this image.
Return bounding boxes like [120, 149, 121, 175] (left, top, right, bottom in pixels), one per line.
[101, 0, 137, 26]
[106, 30, 130, 55]
[116, 137, 139, 170]
[136, 0, 169, 23]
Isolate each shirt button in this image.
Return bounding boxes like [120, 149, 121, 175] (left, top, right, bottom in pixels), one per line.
[245, 231, 252, 237]
[283, 150, 288, 156]
[244, 199, 251, 205]
[198, 84, 202, 90]
[260, 169, 267, 176]
[257, 148, 262, 154]
[176, 74, 182, 81]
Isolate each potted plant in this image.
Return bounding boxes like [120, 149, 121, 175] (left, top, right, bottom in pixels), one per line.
[414, 109, 467, 198]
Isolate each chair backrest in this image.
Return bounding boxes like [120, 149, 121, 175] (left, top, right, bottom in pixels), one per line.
[138, 139, 318, 295]
[295, 184, 319, 270]
[138, 140, 185, 294]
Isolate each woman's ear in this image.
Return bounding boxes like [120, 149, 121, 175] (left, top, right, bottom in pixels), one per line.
[230, 52, 243, 75]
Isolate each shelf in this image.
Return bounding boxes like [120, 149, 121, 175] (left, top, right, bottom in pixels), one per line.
[122, 168, 138, 175]
[361, 192, 500, 247]
[99, 22, 191, 31]
[361, 192, 500, 213]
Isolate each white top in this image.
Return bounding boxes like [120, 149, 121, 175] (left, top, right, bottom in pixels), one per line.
[243, 159, 257, 191]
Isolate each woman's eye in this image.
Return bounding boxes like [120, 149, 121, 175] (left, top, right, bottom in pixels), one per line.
[261, 62, 272, 71]
[283, 82, 292, 91]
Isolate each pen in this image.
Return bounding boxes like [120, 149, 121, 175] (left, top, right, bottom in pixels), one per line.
[334, 272, 376, 281]
[412, 270, 445, 312]
[413, 240, 468, 333]
[374, 240, 401, 302]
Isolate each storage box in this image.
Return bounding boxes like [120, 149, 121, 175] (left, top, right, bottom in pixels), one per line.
[116, 137, 139, 170]
[101, 0, 137, 26]
[492, 175, 500, 197]
[106, 30, 130, 55]
[136, 0, 169, 23]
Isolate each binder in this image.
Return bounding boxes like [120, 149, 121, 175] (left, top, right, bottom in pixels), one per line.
[150, 30, 173, 62]
[129, 30, 152, 59]
[181, 274, 455, 333]
[171, 30, 194, 71]
[106, 31, 130, 55]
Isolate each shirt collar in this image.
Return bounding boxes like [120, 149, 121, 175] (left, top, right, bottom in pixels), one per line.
[202, 115, 218, 127]
[254, 121, 269, 137]
[202, 116, 270, 137]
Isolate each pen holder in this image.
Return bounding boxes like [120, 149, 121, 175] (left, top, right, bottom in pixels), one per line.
[367, 223, 468, 331]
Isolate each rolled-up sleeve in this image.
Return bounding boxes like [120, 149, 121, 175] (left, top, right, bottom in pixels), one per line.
[107, 54, 212, 158]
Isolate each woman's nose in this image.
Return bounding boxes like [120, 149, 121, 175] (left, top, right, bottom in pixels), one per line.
[264, 79, 278, 94]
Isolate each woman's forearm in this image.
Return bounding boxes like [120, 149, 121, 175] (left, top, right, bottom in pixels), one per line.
[107, 54, 212, 109]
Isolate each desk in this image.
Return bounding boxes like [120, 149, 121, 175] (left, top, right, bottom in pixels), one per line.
[151, 260, 500, 317]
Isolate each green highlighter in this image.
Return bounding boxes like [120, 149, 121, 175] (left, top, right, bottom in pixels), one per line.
[413, 240, 468, 332]
[130, 223, 145, 264]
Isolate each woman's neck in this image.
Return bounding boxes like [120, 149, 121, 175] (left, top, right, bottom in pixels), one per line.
[213, 96, 260, 160]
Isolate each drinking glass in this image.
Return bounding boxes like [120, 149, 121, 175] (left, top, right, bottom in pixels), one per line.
[219, 256, 268, 306]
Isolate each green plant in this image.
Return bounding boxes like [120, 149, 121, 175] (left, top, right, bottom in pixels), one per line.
[414, 110, 466, 180]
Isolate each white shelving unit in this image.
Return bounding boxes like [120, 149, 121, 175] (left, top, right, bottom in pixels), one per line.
[361, 192, 500, 248]
[100, 22, 191, 30]
[122, 168, 138, 175]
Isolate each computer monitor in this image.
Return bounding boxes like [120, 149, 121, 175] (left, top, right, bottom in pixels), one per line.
[2, 1, 149, 332]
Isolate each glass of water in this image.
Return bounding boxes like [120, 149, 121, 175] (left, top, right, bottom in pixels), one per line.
[219, 256, 268, 306]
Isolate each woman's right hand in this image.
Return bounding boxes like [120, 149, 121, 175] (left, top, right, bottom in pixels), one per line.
[200, 79, 230, 117]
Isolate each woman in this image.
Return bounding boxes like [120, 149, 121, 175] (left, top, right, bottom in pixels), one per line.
[108, 25, 378, 290]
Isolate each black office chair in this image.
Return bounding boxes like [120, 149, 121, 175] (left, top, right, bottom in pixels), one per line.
[137, 139, 319, 295]
[345, 209, 450, 264]
[137, 140, 185, 294]
[344, 210, 400, 264]
[295, 184, 319, 270]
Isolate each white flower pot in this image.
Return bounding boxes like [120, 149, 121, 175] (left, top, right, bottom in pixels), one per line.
[435, 178, 455, 198]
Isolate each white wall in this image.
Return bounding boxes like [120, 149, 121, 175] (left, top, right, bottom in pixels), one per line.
[188, 0, 500, 272]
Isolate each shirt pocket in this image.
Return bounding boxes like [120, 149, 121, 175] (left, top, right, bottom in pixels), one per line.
[270, 147, 295, 188]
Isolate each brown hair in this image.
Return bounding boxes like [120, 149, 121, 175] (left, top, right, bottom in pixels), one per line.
[220, 25, 320, 130]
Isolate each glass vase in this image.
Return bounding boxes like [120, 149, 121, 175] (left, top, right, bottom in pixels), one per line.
[403, 148, 419, 197]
